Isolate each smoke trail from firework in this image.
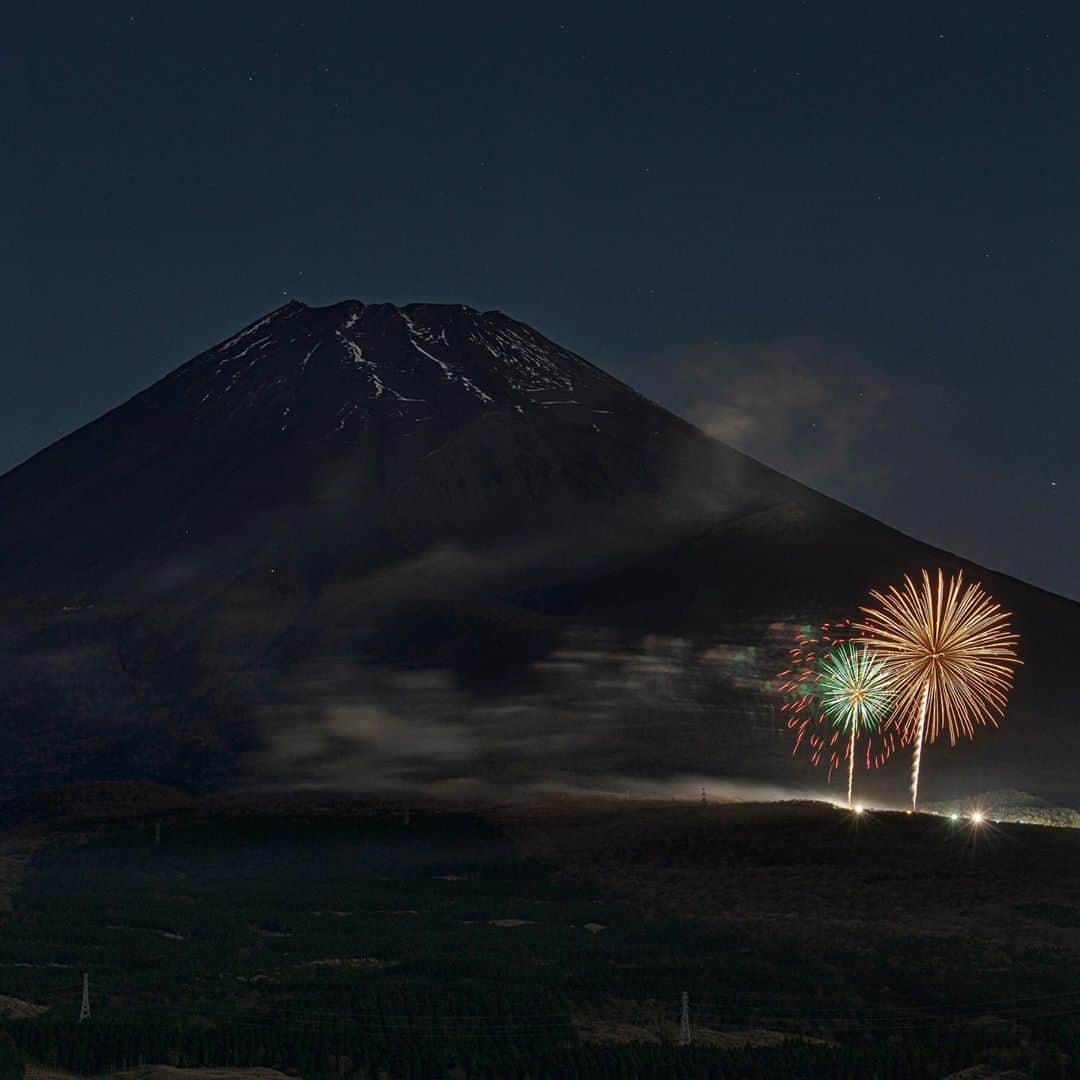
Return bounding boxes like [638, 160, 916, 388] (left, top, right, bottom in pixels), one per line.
[856, 569, 1021, 811]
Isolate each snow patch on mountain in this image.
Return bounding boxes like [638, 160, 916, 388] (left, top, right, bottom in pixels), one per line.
[213, 302, 297, 355]
[468, 326, 575, 393]
[403, 315, 494, 404]
[299, 343, 320, 372]
[216, 336, 273, 370]
[337, 334, 367, 369]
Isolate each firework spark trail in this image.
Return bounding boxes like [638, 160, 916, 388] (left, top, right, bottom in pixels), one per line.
[857, 569, 1021, 810]
[847, 723, 856, 810]
[778, 623, 850, 777]
[910, 680, 929, 809]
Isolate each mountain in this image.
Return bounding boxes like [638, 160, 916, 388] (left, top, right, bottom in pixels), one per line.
[920, 790, 1080, 828]
[0, 299, 1077, 804]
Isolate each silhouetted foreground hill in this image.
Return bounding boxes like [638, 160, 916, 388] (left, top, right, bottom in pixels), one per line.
[2, 795, 1079, 1077]
[0, 300, 1076, 803]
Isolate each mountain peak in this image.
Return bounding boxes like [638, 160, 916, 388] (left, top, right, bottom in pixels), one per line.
[181, 298, 637, 431]
[0, 295, 702, 610]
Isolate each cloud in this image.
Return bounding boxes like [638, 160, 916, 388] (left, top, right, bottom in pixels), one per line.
[670, 337, 895, 489]
[242, 623, 790, 796]
[244, 663, 478, 792]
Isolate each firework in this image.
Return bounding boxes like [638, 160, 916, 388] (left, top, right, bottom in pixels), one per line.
[817, 642, 895, 807]
[777, 622, 899, 804]
[856, 569, 1021, 810]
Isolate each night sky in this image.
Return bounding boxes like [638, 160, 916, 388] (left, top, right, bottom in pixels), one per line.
[5, 3, 1078, 599]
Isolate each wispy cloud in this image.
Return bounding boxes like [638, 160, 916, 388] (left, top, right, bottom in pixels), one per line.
[670, 337, 896, 489]
[243, 625, 787, 796]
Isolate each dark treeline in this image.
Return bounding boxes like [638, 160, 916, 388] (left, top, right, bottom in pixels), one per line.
[11, 1013, 1071, 1080]
[0, 813, 1075, 1079]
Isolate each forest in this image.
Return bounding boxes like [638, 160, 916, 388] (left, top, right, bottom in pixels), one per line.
[0, 810, 1073, 1079]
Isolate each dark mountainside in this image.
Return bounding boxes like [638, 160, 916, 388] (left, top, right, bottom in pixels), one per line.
[0, 300, 1076, 805]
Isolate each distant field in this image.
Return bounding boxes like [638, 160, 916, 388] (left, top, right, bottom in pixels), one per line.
[0, 797, 1075, 1078]
[496, 797, 1080, 950]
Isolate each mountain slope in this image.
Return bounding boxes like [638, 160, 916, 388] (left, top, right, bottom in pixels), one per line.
[0, 300, 1076, 804]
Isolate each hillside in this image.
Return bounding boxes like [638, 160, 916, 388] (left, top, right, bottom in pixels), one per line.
[0, 300, 1076, 804]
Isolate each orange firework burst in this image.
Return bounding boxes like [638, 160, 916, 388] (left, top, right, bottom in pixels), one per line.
[777, 621, 901, 794]
[856, 569, 1021, 810]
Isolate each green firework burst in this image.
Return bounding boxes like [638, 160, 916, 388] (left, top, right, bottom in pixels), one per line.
[818, 642, 894, 737]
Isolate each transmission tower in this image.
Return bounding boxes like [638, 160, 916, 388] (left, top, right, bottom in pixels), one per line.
[678, 991, 691, 1046]
[78, 972, 90, 1023]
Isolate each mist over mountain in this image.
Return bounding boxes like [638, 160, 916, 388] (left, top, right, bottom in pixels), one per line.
[0, 300, 1076, 805]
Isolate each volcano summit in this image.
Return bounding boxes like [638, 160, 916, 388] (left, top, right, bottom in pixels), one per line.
[0, 300, 1076, 803]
